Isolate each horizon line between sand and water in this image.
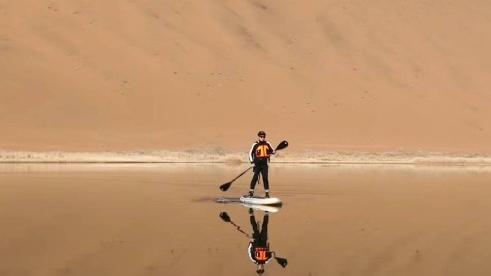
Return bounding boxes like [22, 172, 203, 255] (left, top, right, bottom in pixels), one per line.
[1, 150, 491, 166]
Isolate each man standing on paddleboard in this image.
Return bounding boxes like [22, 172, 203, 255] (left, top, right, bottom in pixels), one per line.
[248, 131, 275, 198]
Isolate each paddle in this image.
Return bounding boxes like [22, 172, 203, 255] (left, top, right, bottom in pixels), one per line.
[219, 140, 289, 192]
[219, 166, 254, 191]
[219, 211, 251, 238]
[275, 140, 289, 151]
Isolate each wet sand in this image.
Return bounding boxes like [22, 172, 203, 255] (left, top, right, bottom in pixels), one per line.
[1, 164, 491, 276]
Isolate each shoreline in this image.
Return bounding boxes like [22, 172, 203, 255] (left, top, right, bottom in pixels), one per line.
[2, 150, 491, 166]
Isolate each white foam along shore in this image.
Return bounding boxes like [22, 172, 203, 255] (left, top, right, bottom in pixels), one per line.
[1, 150, 491, 165]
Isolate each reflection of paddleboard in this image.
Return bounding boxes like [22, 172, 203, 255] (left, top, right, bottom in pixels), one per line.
[239, 196, 282, 206]
[241, 203, 281, 213]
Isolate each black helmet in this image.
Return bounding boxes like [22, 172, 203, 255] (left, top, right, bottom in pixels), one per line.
[257, 131, 266, 137]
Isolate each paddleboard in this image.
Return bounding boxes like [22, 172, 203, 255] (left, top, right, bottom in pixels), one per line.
[239, 196, 282, 206]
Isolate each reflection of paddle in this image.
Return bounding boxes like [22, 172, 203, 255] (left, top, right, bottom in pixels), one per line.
[219, 140, 289, 192]
[219, 211, 251, 238]
[275, 256, 288, 268]
[219, 211, 232, 222]
[272, 252, 288, 268]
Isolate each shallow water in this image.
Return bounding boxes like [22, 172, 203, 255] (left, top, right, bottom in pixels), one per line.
[1, 164, 491, 276]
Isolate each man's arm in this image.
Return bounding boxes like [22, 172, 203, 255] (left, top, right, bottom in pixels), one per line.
[249, 143, 257, 163]
[267, 142, 275, 154]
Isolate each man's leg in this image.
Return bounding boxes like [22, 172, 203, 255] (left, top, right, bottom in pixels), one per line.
[261, 166, 270, 197]
[249, 166, 260, 196]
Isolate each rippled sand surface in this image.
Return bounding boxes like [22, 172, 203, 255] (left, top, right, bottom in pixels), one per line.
[1, 164, 491, 276]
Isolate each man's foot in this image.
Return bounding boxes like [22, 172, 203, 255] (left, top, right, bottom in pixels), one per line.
[244, 191, 254, 198]
[265, 192, 270, 198]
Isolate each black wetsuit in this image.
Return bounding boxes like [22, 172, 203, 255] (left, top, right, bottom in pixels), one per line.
[249, 140, 274, 191]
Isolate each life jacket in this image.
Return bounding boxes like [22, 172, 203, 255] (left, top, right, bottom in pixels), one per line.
[255, 144, 271, 158]
[254, 247, 270, 262]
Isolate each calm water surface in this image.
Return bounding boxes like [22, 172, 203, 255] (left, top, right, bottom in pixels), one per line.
[1, 164, 491, 276]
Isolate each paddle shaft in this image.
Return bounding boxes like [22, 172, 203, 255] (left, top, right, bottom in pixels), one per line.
[230, 166, 253, 183]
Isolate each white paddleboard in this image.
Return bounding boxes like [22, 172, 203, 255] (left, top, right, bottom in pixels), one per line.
[239, 196, 282, 206]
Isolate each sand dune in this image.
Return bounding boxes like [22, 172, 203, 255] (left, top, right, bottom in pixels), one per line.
[1, 0, 491, 154]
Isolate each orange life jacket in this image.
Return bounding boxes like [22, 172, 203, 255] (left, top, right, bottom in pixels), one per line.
[255, 144, 270, 158]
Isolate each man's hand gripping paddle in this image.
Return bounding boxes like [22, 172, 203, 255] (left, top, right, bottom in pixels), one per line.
[219, 140, 289, 192]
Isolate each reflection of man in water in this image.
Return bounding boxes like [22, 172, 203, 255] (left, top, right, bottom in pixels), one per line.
[248, 208, 272, 274]
[219, 209, 288, 274]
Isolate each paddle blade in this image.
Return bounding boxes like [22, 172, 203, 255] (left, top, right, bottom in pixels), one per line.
[219, 182, 232, 191]
[275, 140, 289, 151]
[275, 257, 288, 268]
[219, 212, 231, 222]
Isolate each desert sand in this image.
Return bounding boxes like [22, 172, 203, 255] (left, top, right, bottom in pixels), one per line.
[1, 0, 491, 159]
[2, 164, 491, 276]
